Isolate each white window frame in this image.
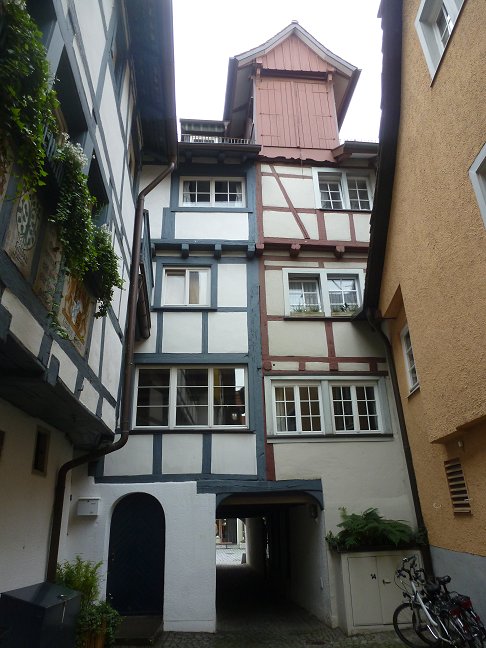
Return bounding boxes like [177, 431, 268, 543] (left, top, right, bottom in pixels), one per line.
[161, 267, 211, 307]
[329, 382, 382, 434]
[469, 142, 486, 229]
[282, 268, 365, 317]
[312, 169, 374, 211]
[180, 177, 246, 207]
[400, 325, 420, 392]
[414, 0, 464, 78]
[272, 382, 324, 435]
[134, 366, 248, 429]
[267, 377, 386, 437]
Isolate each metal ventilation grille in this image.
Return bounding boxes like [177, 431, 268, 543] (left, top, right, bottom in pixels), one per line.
[444, 458, 471, 514]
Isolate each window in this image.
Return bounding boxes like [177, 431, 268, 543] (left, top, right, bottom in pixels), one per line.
[269, 378, 385, 437]
[314, 170, 373, 211]
[327, 275, 360, 316]
[469, 142, 486, 229]
[283, 268, 364, 317]
[32, 428, 49, 475]
[331, 384, 379, 433]
[288, 276, 322, 314]
[415, 0, 464, 77]
[401, 325, 419, 392]
[135, 367, 247, 429]
[181, 177, 245, 207]
[162, 267, 210, 307]
[274, 384, 322, 434]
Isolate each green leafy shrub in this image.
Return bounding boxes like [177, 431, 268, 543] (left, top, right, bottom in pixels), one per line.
[0, 0, 58, 195]
[56, 556, 120, 647]
[325, 507, 420, 552]
[51, 137, 123, 317]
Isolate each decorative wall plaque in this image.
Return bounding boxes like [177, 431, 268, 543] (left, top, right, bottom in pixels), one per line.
[58, 275, 94, 355]
[33, 222, 63, 311]
[4, 192, 43, 278]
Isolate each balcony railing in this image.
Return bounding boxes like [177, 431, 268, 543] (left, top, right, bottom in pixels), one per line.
[180, 134, 253, 145]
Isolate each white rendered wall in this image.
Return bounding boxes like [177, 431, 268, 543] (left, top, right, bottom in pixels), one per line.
[0, 400, 72, 592]
[65, 476, 217, 632]
[174, 212, 249, 240]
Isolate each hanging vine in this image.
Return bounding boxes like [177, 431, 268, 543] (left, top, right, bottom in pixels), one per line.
[0, 0, 58, 195]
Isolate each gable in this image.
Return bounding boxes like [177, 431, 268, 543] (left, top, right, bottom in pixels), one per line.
[259, 34, 332, 74]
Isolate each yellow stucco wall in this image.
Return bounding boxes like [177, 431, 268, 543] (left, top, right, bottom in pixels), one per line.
[379, 0, 486, 555]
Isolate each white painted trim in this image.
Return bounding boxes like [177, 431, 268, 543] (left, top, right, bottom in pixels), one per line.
[312, 168, 374, 211]
[266, 376, 387, 437]
[400, 325, 420, 392]
[271, 381, 325, 435]
[327, 381, 383, 434]
[133, 366, 248, 430]
[469, 142, 486, 229]
[282, 267, 365, 317]
[179, 176, 246, 208]
[414, 0, 464, 78]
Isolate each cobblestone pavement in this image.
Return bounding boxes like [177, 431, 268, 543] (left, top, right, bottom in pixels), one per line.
[117, 556, 403, 648]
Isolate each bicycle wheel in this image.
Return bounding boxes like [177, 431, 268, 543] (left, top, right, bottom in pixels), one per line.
[393, 602, 441, 648]
[441, 614, 469, 647]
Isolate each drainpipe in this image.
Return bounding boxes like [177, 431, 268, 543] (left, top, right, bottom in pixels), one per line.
[365, 307, 434, 576]
[46, 161, 176, 583]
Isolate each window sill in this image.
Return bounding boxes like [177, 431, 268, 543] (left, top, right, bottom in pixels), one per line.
[174, 207, 250, 213]
[284, 315, 356, 321]
[131, 427, 254, 434]
[318, 208, 372, 214]
[407, 383, 420, 398]
[152, 306, 217, 312]
[267, 433, 393, 443]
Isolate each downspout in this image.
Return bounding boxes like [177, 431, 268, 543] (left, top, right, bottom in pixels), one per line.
[46, 161, 176, 582]
[365, 307, 433, 575]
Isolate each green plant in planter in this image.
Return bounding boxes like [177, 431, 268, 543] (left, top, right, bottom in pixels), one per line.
[325, 507, 419, 552]
[51, 137, 123, 317]
[0, 0, 58, 195]
[56, 556, 120, 648]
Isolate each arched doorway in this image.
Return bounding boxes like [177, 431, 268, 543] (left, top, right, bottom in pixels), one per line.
[107, 493, 165, 615]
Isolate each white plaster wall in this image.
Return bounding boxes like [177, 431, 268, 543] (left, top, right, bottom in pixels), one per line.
[324, 213, 351, 240]
[102, 400, 116, 431]
[263, 210, 305, 239]
[265, 270, 285, 315]
[262, 176, 287, 207]
[162, 435, 202, 474]
[101, 0, 114, 25]
[211, 434, 257, 475]
[162, 312, 202, 353]
[273, 439, 416, 533]
[288, 506, 331, 624]
[140, 169, 171, 238]
[281, 177, 315, 208]
[65, 478, 217, 632]
[207, 313, 248, 353]
[268, 321, 328, 357]
[134, 312, 158, 353]
[103, 435, 154, 476]
[1, 289, 43, 357]
[300, 213, 319, 239]
[174, 213, 248, 240]
[74, 0, 105, 91]
[0, 400, 72, 592]
[332, 321, 384, 358]
[50, 341, 78, 393]
[99, 74, 125, 196]
[79, 377, 99, 414]
[101, 322, 123, 399]
[72, 39, 92, 114]
[88, 315, 104, 375]
[353, 213, 371, 242]
[217, 264, 247, 307]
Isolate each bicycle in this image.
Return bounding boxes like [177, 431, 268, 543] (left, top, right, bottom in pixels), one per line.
[392, 555, 485, 648]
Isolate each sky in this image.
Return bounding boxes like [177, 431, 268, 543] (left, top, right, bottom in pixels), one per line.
[172, 0, 383, 143]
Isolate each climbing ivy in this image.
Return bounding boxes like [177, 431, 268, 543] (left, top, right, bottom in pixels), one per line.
[0, 0, 58, 195]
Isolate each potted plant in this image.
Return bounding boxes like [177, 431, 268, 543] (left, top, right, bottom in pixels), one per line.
[325, 507, 423, 552]
[56, 556, 120, 648]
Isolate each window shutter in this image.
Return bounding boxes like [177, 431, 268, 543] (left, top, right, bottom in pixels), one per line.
[444, 458, 471, 514]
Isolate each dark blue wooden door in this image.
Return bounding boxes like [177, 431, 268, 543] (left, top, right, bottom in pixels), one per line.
[107, 493, 165, 615]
